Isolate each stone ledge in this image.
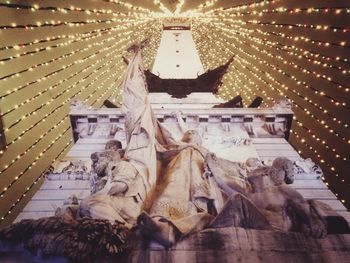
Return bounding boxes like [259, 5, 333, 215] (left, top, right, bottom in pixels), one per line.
[1, 227, 349, 263]
[121, 227, 350, 263]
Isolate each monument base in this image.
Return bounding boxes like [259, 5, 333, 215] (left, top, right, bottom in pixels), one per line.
[1, 227, 349, 263]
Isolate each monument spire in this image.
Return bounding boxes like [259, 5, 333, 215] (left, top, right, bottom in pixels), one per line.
[145, 18, 233, 98]
[151, 18, 204, 79]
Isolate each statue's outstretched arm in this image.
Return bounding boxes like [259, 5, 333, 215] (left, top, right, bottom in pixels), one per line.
[213, 172, 249, 197]
[174, 111, 188, 134]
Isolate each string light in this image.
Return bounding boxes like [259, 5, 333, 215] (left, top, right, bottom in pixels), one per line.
[1, 33, 133, 127]
[290, 129, 349, 196]
[0, 140, 73, 223]
[206, 23, 349, 133]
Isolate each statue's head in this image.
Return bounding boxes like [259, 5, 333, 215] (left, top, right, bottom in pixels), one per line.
[181, 130, 202, 145]
[247, 158, 294, 190]
[105, 139, 122, 151]
[90, 150, 121, 177]
[271, 157, 294, 185]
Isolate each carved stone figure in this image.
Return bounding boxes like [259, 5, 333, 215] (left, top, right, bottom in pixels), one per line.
[89, 140, 124, 193]
[105, 139, 125, 158]
[91, 150, 121, 177]
[78, 42, 159, 229]
[105, 139, 123, 151]
[90, 150, 121, 193]
[206, 154, 327, 238]
[80, 160, 147, 229]
[138, 129, 218, 247]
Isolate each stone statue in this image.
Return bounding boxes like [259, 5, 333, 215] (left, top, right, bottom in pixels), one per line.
[206, 154, 327, 238]
[78, 41, 159, 229]
[1, 41, 347, 263]
[105, 139, 123, 151]
[77, 43, 331, 247]
[91, 150, 121, 177]
[89, 149, 121, 193]
[92, 46, 218, 247]
[137, 128, 218, 247]
[80, 160, 147, 229]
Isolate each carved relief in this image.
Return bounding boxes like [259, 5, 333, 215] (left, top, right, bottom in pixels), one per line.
[294, 157, 323, 178]
[47, 160, 92, 180]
